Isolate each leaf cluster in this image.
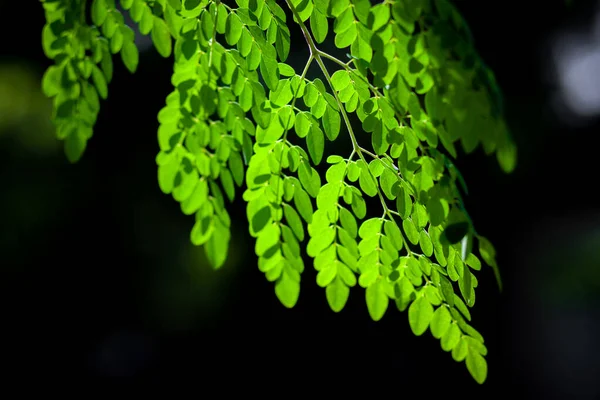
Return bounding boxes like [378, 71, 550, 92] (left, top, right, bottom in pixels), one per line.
[38, 0, 517, 384]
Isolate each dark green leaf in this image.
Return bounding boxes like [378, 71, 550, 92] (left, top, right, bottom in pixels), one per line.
[443, 222, 469, 244]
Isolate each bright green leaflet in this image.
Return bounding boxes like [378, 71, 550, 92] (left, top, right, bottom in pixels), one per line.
[39, 0, 516, 384]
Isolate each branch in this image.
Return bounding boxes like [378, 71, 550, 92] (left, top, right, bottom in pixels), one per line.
[283, 0, 413, 256]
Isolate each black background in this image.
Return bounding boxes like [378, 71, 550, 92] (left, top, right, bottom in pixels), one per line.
[1, 0, 600, 396]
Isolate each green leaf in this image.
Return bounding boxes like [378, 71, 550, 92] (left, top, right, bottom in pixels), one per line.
[317, 182, 341, 211]
[331, 70, 350, 91]
[65, 130, 86, 163]
[228, 151, 245, 186]
[452, 336, 468, 361]
[283, 203, 305, 241]
[225, 12, 243, 45]
[298, 161, 321, 197]
[330, 0, 349, 17]
[277, 106, 295, 129]
[322, 105, 341, 140]
[293, 187, 313, 223]
[358, 217, 382, 239]
[352, 193, 367, 219]
[91, 65, 108, 99]
[368, 3, 390, 31]
[412, 202, 429, 230]
[200, 9, 214, 40]
[426, 196, 448, 227]
[466, 253, 481, 271]
[294, 0, 314, 21]
[460, 268, 473, 306]
[275, 26, 291, 62]
[334, 8, 353, 33]
[247, 42, 262, 70]
[394, 276, 415, 311]
[275, 270, 300, 308]
[278, 63, 296, 77]
[294, 112, 312, 138]
[359, 166, 377, 197]
[325, 161, 346, 183]
[466, 350, 488, 384]
[478, 235, 496, 264]
[402, 218, 419, 245]
[339, 207, 358, 238]
[307, 226, 336, 256]
[441, 322, 461, 351]
[140, 6, 154, 35]
[310, 8, 328, 44]
[335, 23, 357, 48]
[158, 156, 180, 194]
[384, 219, 402, 251]
[121, 41, 139, 73]
[255, 223, 280, 255]
[216, 3, 228, 32]
[259, 55, 280, 91]
[439, 275, 455, 306]
[327, 276, 350, 312]
[91, 0, 108, 26]
[110, 32, 124, 56]
[379, 169, 398, 201]
[347, 162, 360, 182]
[419, 230, 433, 256]
[368, 159, 384, 177]
[317, 265, 337, 287]
[366, 280, 388, 321]
[306, 124, 325, 165]
[497, 139, 517, 174]
[204, 218, 230, 269]
[181, 179, 209, 215]
[151, 18, 172, 57]
[453, 294, 472, 321]
[408, 296, 434, 336]
[41, 66, 61, 97]
[430, 305, 451, 339]
[396, 185, 412, 218]
[191, 215, 214, 246]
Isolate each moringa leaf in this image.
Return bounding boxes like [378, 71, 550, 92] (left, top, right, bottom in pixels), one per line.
[38, 0, 517, 384]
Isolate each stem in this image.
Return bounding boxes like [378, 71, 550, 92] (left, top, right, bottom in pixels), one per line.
[318, 51, 383, 99]
[318, 50, 428, 156]
[358, 146, 377, 159]
[284, 0, 412, 256]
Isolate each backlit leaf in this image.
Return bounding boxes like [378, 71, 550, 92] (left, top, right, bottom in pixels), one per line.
[307, 124, 325, 164]
[408, 296, 434, 336]
[366, 280, 388, 321]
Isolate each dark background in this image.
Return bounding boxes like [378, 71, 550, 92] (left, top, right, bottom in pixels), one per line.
[1, 0, 600, 396]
